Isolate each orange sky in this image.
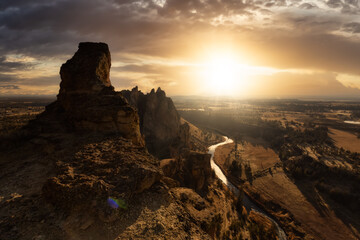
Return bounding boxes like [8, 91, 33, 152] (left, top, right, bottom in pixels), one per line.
[0, 0, 360, 98]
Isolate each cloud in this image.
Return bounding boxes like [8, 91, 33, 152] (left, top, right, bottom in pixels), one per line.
[0, 56, 34, 72]
[241, 31, 360, 75]
[0, 73, 16, 82]
[0, 0, 50, 11]
[0, 0, 357, 60]
[111, 63, 198, 94]
[0, 84, 19, 89]
[342, 22, 360, 33]
[326, 0, 343, 8]
[252, 72, 360, 98]
[0, 0, 359, 97]
[158, 0, 248, 18]
[299, 3, 318, 9]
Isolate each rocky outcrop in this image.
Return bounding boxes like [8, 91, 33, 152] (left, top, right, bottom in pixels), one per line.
[183, 151, 213, 191]
[160, 151, 213, 193]
[180, 118, 222, 152]
[59, 42, 113, 95]
[29, 42, 143, 145]
[121, 86, 186, 158]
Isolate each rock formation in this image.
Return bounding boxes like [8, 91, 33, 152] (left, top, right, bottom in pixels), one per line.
[0, 42, 256, 240]
[183, 151, 213, 191]
[121, 86, 184, 158]
[160, 151, 213, 193]
[30, 42, 143, 145]
[59, 42, 113, 95]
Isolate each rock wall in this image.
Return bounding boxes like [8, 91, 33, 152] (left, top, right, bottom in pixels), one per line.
[121, 86, 186, 158]
[160, 151, 213, 193]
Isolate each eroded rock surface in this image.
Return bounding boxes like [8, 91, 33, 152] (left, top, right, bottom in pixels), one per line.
[121, 86, 185, 158]
[29, 42, 143, 145]
[59, 42, 113, 95]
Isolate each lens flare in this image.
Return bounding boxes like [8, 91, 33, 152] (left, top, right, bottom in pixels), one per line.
[107, 197, 127, 209]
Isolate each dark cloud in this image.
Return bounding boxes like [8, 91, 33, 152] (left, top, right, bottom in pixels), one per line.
[0, 73, 16, 82]
[0, 0, 357, 61]
[0, 0, 151, 56]
[344, 0, 359, 7]
[0, 72, 58, 87]
[0, 84, 19, 89]
[343, 22, 360, 33]
[326, 0, 343, 8]
[158, 0, 248, 18]
[0, 56, 33, 72]
[263, 0, 287, 8]
[274, 11, 343, 33]
[341, 3, 360, 13]
[299, 3, 318, 9]
[0, 0, 50, 11]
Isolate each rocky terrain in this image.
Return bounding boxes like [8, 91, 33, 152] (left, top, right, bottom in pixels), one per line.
[0, 42, 278, 239]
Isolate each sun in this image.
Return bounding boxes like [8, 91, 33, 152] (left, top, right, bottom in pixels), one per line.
[202, 52, 245, 95]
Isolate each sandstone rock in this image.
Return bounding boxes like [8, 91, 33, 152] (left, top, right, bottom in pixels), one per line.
[42, 136, 159, 214]
[248, 211, 277, 238]
[182, 151, 213, 191]
[161, 151, 213, 192]
[160, 158, 178, 177]
[59, 42, 113, 95]
[179, 118, 222, 152]
[170, 121, 191, 157]
[161, 176, 180, 188]
[30, 42, 143, 146]
[121, 86, 188, 158]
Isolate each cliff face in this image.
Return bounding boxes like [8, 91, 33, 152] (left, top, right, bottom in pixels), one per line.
[160, 151, 213, 193]
[30, 42, 143, 145]
[121, 87, 183, 158]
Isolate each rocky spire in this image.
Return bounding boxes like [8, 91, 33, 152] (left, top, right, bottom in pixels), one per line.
[30, 42, 144, 146]
[59, 42, 113, 95]
[121, 86, 182, 158]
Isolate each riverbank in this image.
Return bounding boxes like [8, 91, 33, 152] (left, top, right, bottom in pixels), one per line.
[208, 137, 287, 240]
[213, 139, 359, 240]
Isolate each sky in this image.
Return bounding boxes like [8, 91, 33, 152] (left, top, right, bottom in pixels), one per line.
[0, 0, 360, 98]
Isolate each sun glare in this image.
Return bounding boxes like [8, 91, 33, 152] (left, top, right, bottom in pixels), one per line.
[202, 52, 247, 95]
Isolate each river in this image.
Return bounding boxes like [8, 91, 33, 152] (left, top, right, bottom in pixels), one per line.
[208, 137, 287, 240]
[344, 120, 360, 125]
